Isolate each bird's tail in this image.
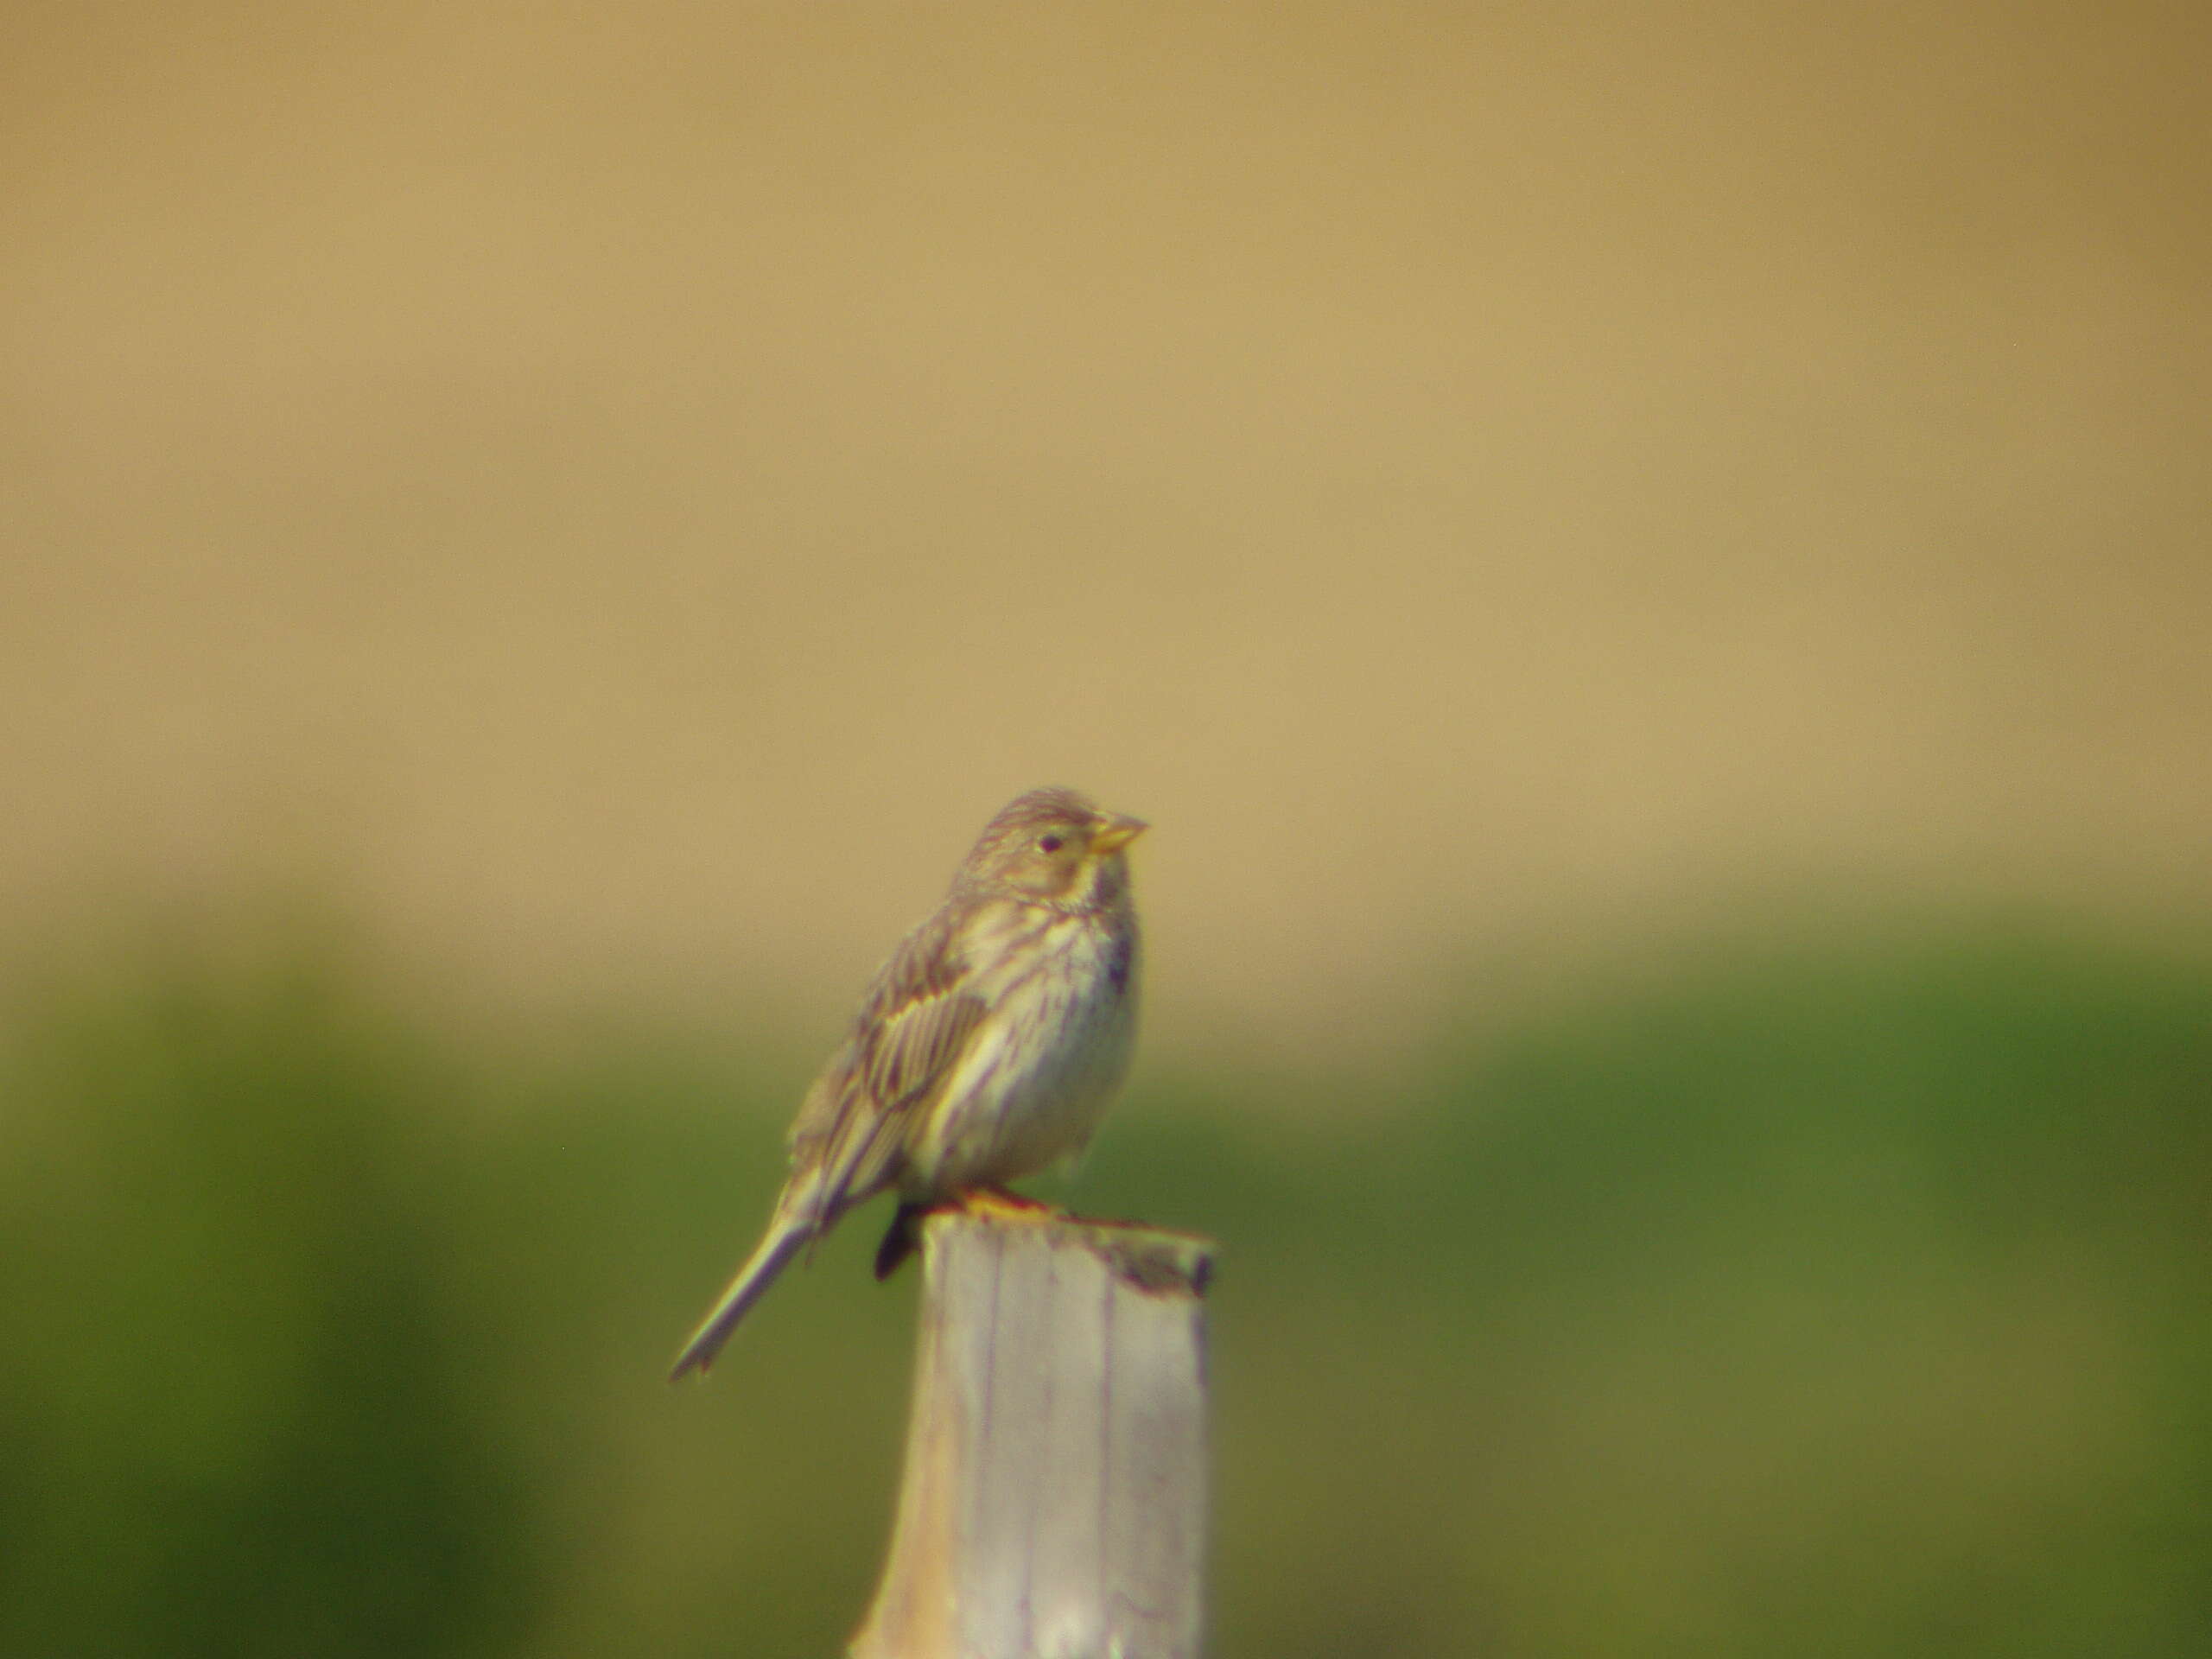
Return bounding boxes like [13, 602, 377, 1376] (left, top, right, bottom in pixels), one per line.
[666, 1216, 812, 1382]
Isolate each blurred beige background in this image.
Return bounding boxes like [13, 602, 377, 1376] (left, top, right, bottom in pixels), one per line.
[7, 1, 2209, 1064]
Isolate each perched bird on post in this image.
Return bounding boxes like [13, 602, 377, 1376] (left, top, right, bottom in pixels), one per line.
[669, 786, 1147, 1381]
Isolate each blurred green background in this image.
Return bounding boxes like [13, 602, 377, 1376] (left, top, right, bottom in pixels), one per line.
[3, 912, 2207, 1656]
[7, 2, 2211, 1654]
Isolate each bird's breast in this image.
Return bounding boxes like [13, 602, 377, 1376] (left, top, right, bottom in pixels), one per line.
[906, 906, 1139, 1193]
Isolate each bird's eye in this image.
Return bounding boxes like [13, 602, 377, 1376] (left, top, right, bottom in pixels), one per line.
[1037, 835, 1065, 854]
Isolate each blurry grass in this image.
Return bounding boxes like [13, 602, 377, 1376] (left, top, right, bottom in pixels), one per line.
[2, 910, 2207, 1656]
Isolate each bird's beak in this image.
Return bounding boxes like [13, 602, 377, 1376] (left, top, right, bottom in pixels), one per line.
[1090, 814, 1148, 855]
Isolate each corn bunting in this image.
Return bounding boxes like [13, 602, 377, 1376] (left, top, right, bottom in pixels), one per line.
[669, 786, 1147, 1380]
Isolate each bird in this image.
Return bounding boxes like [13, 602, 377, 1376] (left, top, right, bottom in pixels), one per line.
[668, 785, 1147, 1381]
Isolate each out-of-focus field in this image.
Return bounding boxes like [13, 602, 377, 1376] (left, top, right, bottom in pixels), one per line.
[4, 909, 2205, 1657]
[5, 1, 2210, 1065]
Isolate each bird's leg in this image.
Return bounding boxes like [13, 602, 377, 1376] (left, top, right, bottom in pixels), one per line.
[876, 1186, 1065, 1281]
[873, 1201, 930, 1281]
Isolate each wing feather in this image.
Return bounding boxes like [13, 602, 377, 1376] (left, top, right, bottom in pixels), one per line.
[784, 906, 988, 1231]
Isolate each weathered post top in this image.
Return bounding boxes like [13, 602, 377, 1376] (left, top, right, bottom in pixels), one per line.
[850, 1208, 1216, 1659]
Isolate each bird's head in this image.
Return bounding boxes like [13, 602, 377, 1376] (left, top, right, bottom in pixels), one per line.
[961, 786, 1147, 908]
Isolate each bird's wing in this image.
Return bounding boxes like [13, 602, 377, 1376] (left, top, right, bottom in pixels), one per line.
[785, 906, 989, 1231]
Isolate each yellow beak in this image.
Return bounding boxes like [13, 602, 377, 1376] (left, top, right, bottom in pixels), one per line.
[1090, 814, 1148, 855]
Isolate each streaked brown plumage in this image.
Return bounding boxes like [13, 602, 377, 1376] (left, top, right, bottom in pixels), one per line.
[669, 786, 1146, 1381]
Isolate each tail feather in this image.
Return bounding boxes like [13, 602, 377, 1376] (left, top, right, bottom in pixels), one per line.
[667, 1217, 811, 1382]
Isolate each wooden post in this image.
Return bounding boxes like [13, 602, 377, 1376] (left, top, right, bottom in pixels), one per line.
[850, 1210, 1216, 1659]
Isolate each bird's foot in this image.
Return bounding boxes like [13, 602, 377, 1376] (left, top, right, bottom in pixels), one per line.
[875, 1186, 1065, 1281]
[957, 1185, 1064, 1223]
